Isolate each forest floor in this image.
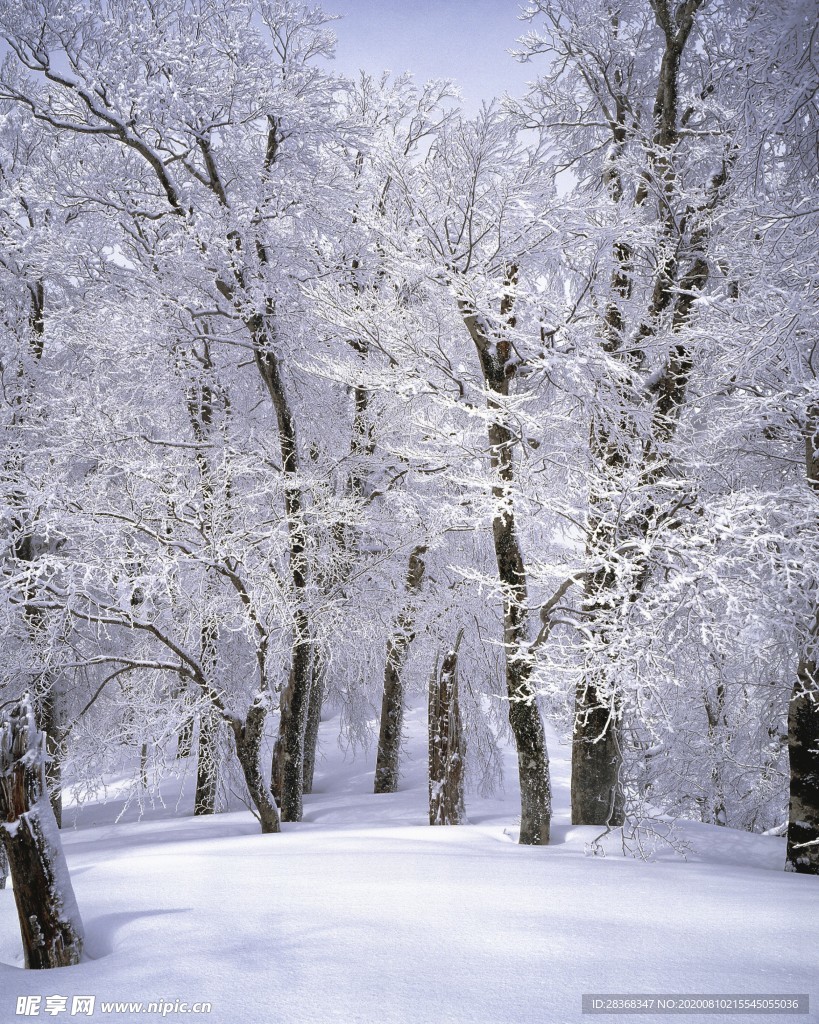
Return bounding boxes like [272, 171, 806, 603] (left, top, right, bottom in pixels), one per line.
[0, 705, 817, 1024]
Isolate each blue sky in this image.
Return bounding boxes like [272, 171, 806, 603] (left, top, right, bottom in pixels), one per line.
[328, 0, 538, 111]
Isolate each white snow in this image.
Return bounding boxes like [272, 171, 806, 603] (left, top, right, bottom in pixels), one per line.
[1, 706, 816, 1024]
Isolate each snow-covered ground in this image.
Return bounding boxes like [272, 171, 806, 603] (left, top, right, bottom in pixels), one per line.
[1, 705, 816, 1024]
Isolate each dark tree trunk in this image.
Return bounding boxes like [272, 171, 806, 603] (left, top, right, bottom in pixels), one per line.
[0, 839, 7, 889]
[374, 645, 406, 794]
[508, 700, 551, 845]
[374, 546, 427, 794]
[231, 706, 280, 834]
[271, 609, 312, 822]
[787, 411, 819, 873]
[194, 710, 218, 816]
[571, 683, 624, 826]
[491, 470, 552, 846]
[0, 697, 84, 969]
[786, 660, 819, 873]
[253, 332, 312, 825]
[428, 634, 466, 826]
[459, 290, 551, 846]
[571, 334, 629, 827]
[302, 649, 325, 796]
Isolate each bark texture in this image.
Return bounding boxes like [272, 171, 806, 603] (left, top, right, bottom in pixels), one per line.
[0, 697, 84, 969]
[374, 546, 427, 794]
[428, 635, 466, 826]
[571, 689, 624, 826]
[270, 621, 311, 822]
[194, 710, 219, 817]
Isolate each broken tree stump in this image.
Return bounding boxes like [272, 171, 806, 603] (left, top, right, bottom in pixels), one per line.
[0, 695, 84, 968]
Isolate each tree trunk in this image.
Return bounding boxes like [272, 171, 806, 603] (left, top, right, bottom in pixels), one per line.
[0, 697, 84, 969]
[302, 649, 325, 796]
[0, 839, 7, 889]
[786, 660, 819, 873]
[489, 420, 551, 845]
[787, 411, 819, 873]
[571, 682, 624, 826]
[374, 648, 405, 794]
[428, 634, 466, 826]
[254, 335, 312, 825]
[374, 546, 427, 794]
[231, 706, 280, 834]
[571, 403, 627, 827]
[194, 710, 218, 816]
[270, 609, 312, 822]
[459, 293, 551, 845]
[507, 690, 551, 845]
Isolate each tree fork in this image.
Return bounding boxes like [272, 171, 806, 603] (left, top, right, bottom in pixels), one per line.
[231, 706, 280, 835]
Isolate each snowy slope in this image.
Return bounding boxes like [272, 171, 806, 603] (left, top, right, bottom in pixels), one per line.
[0, 705, 816, 1024]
